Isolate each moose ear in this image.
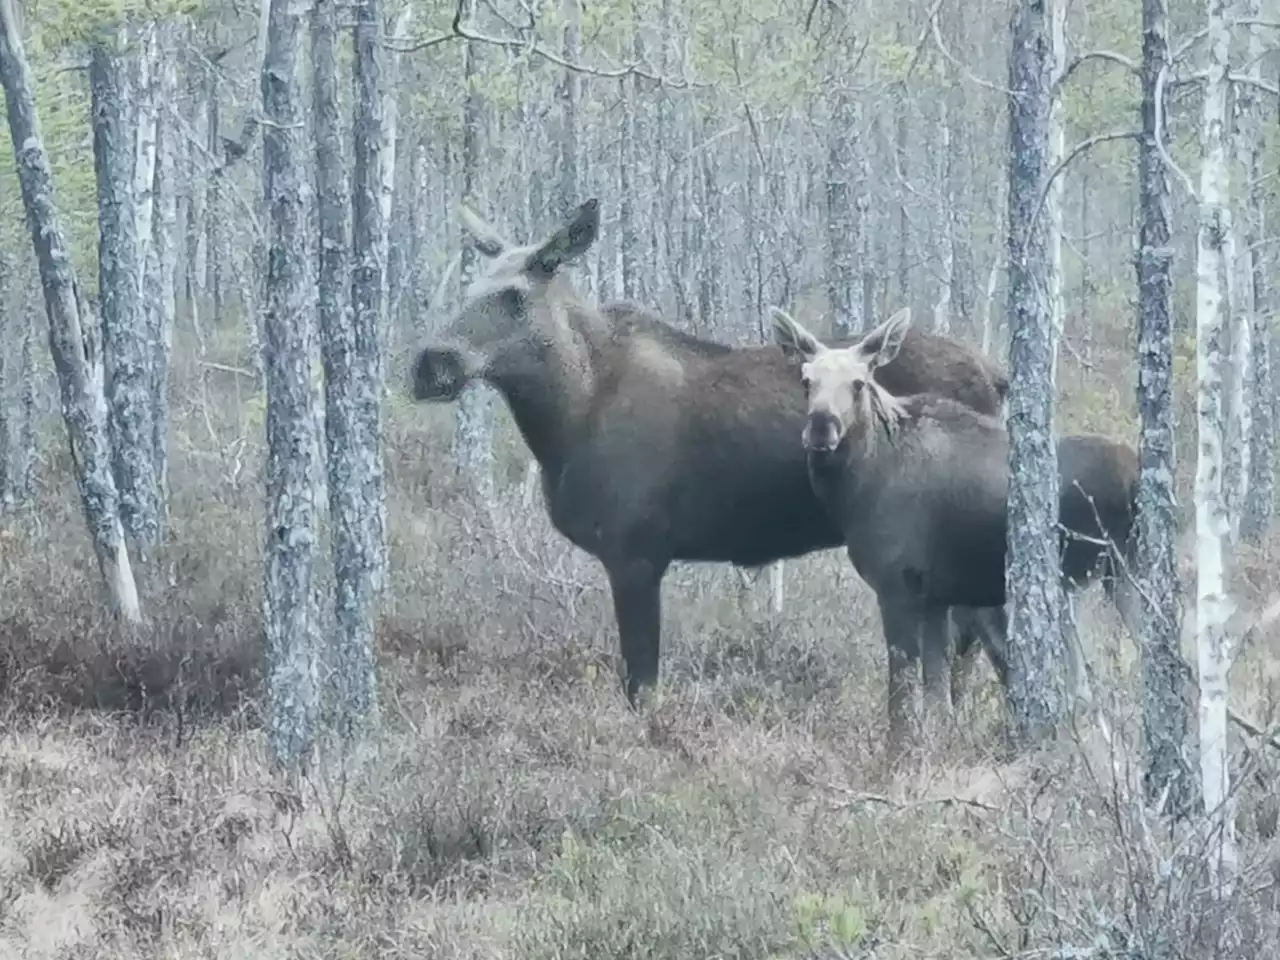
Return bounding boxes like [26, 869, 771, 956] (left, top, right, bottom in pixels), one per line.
[458, 204, 508, 258]
[525, 198, 600, 277]
[859, 307, 912, 369]
[770, 306, 825, 361]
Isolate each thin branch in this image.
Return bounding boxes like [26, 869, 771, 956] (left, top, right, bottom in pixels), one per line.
[445, 0, 702, 88]
[1154, 62, 1199, 201]
[903, 0, 945, 83]
[1030, 131, 1141, 238]
[384, 31, 458, 53]
[1174, 69, 1280, 97]
[1053, 50, 1139, 94]
[1173, 19, 1280, 63]
[929, 6, 1013, 95]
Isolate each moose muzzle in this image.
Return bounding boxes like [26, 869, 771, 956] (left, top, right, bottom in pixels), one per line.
[412, 347, 468, 402]
[802, 410, 844, 453]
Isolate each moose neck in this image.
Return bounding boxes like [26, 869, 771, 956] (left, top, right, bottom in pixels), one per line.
[487, 300, 610, 477]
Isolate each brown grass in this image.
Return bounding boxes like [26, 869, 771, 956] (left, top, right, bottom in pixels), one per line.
[1, 329, 1278, 958]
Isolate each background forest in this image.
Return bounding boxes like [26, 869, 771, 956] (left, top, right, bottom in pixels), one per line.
[1, 0, 1279, 956]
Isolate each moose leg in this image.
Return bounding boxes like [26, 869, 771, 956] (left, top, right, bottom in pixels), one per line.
[948, 607, 983, 713]
[876, 595, 923, 761]
[607, 558, 667, 709]
[918, 605, 953, 742]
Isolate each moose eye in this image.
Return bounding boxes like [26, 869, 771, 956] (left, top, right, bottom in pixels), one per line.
[500, 287, 525, 315]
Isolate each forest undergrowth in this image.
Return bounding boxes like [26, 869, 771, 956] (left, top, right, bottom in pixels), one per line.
[1, 331, 1279, 959]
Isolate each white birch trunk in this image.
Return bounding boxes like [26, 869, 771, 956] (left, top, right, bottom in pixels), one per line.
[378, 0, 413, 360]
[1193, 0, 1237, 888]
[933, 97, 953, 337]
[0, 0, 141, 622]
[1222, 205, 1251, 545]
[1236, 0, 1271, 541]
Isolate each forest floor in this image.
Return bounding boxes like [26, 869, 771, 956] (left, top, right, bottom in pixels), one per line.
[2, 335, 1280, 959]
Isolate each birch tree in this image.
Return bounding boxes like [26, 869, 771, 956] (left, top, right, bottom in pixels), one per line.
[1192, 0, 1237, 885]
[1237, 3, 1275, 542]
[92, 32, 160, 552]
[0, 0, 141, 621]
[263, 0, 321, 768]
[1003, 0, 1065, 745]
[1135, 0, 1192, 814]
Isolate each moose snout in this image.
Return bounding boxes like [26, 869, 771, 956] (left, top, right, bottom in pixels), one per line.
[802, 410, 844, 452]
[412, 347, 467, 402]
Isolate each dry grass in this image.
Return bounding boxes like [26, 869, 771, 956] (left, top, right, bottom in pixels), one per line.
[2, 329, 1279, 959]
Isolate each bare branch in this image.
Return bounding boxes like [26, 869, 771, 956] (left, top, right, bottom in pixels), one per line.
[1154, 63, 1199, 200]
[1053, 50, 1139, 94]
[1031, 131, 1140, 238]
[1173, 19, 1280, 63]
[929, 6, 1013, 95]
[444, 0, 702, 88]
[384, 31, 458, 54]
[1176, 70, 1280, 97]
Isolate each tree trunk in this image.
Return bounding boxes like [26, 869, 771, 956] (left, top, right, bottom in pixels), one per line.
[1193, 0, 1237, 886]
[206, 94, 223, 326]
[92, 35, 161, 555]
[133, 23, 157, 301]
[148, 28, 178, 537]
[1003, 0, 1065, 746]
[378, 0, 413, 357]
[1239, 3, 1274, 542]
[0, 251, 10, 504]
[1046, 0, 1066, 379]
[825, 23, 862, 337]
[0, 0, 141, 621]
[1136, 0, 1193, 816]
[262, 0, 320, 769]
[321, 0, 388, 737]
[559, 0, 581, 217]
[184, 47, 207, 348]
[618, 19, 640, 302]
[453, 20, 494, 504]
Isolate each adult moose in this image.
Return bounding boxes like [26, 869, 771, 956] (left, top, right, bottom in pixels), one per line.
[771, 306, 1140, 755]
[411, 196, 1010, 708]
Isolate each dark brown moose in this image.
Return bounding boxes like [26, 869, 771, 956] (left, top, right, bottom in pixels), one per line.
[411, 197, 1010, 708]
[771, 306, 1140, 755]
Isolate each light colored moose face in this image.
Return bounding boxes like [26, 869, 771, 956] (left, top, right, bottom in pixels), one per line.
[770, 307, 913, 453]
[412, 199, 600, 402]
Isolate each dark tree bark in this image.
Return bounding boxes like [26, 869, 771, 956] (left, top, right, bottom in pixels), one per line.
[0, 0, 141, 620]
[262, 0, 320, 768]
[1135, 0, 1193, 815]
[319, 0, 388, 737]
[92, 37, 160, 552]
[1004, 0, 1065, 745]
